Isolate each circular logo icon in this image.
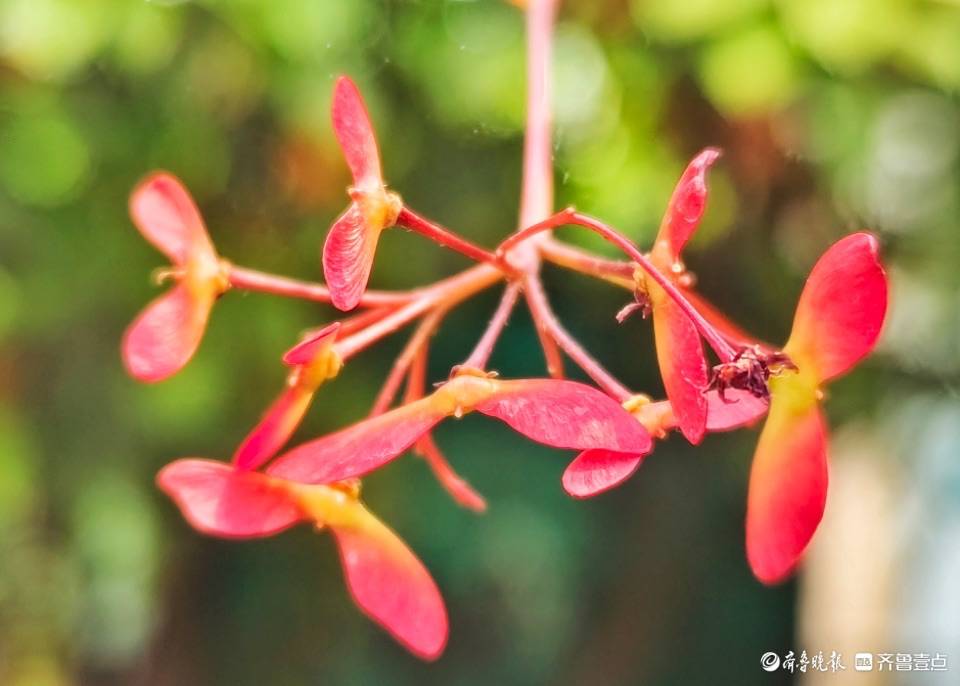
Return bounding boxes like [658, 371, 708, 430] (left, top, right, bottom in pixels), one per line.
[761, 652, 780, 672]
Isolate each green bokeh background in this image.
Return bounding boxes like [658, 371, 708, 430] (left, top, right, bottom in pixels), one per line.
[1, 0, 959, 684]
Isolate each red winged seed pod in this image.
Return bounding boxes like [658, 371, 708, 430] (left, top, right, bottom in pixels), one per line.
[157, 459, 447, 659]
[645, 148, 721, 445]
[123, 173, 229, 382]
[323, 77, 402, 312]
[232, 323, 343, 471]
[560, 233, 889, 584]
[746, 233, 887, 584]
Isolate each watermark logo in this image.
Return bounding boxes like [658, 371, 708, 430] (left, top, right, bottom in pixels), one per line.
[760, 651, 948, 675]
[760, 652, 781, 672]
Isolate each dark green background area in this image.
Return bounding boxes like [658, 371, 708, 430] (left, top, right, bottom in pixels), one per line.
[1, 1, 958, 684]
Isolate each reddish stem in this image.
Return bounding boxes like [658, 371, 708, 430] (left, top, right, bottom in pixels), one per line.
[539, 238, 635, 285]
[523, 274, 633, 401]
[369, 307, 448, 417]
[396, 207, 500, 266]
[501, 209, 738, 363]
[461, 283, 522, 370]
[228, 265, 411, 308]
[523, 277, 566, 378]
[415, 433, 487, 513]
[334, 264, 503, 361]
[404, 342, 429, 403]
[541, 239, 763, 352]
[519, 0, 559, 228]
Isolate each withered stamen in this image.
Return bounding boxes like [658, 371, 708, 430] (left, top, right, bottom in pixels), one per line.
[708, 345, 796, 402]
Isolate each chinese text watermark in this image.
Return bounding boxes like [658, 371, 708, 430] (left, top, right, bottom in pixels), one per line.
[761, 651, 948, 674]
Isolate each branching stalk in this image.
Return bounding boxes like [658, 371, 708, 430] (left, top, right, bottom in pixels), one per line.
[501, 209, 738, 363]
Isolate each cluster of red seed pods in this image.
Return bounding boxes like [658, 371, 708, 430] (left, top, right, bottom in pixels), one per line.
[123, 0, 888, 660]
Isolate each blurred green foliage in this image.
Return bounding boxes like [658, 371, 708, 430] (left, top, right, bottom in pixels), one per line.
[1, 0, 958, 684]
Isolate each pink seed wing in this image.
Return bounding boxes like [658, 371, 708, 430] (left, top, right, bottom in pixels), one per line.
[332, 76, 383, 190]
[655, 148, 721, 258]
[282, 322, 341, 367]
[745, 382, 827, 584]
[651, 290, 708, 444]
[267, 397, 445, 484]
[157, 459, 302, 538]
[562, 449, 645, 498]
[475, 379, 651, 454]
[122, 283, 215, 383]
[705, 389, 768, 432]
[232, 385, 315, 471]
[323, 202, 382, 312]
[129, 172, 214, 266]
[785, 232, 888, 383]
[331, 501, 448, 660]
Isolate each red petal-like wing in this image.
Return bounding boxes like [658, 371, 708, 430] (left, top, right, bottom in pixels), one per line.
[785, 232, 888, 382]
[122, 284, 214, 383]
[332, 76, 383, 190]
[562, 449, 645, 498]
[655, 148, 721, 258]
[745, 378, 827, 584]
[705, 389, 768, 432]
[157, 459, 302, 538]
[233, 385, 315, 471]
[267, 397, 445, 484]
[282, 322, 341, 367]
[651, 289, 708, 444]
[475, 379, 651, 453]
[323, 202, 382, 311]
[129, 172, 214, 266]
[330, 501, 448, 660]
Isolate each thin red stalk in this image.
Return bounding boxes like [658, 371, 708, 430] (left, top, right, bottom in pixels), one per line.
[334, 263, 503, 361]
[501, 209, 737, 362]
[519, 0, 559, 228]
[369, 307, 448, 417]
[461, 283, 522, 370]
[396, 207, 500, 266]
[568, 212, 737, 362]
[523, 275, 565, 378]
[538, 238, 635, 285]
[404, 342, 429, 403]
[503, 0, 565, 374]
[415, 433, 487, 513]
[540, 240, 758, 350]
[541, 240, 757, 350]
[523, 274, 633, 401]
[227, 265, 411, 307]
